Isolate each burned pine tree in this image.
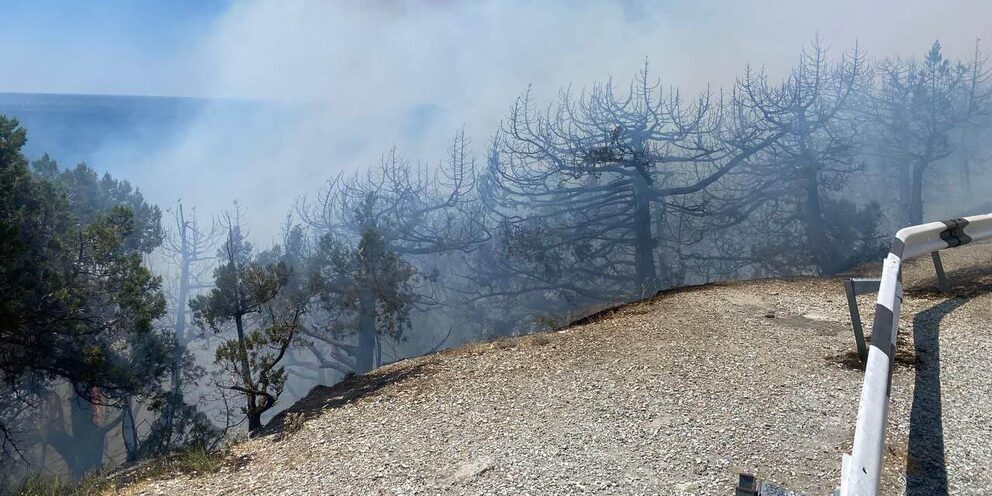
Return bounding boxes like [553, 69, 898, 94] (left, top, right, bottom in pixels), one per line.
[302, 130, 483, 256]
[478, 64, 776, 306]
[298, 131, 483, 374]
[41, 394, 128, 479]
[718, 41, 883, 276]
[257, 221, 357, 391]
[145, 200, 221, 454]
[867, 40, 992, 225]
[306, 221, 420, 374]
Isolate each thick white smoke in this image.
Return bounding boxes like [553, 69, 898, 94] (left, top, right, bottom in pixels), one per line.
[124, 0, 992, 241]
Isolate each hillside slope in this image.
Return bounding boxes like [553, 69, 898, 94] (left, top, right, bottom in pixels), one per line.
[121, 243, 992, 496]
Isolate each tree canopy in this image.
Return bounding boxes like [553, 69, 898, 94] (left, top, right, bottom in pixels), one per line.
[0, 116, 169, 468]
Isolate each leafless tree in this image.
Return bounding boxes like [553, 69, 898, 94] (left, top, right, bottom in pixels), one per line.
[478, 62, 777, 306]
[155, 201, 220, 450]
[717, 40, 880, 275]
[297, 130, 484, 373]
[867, 40, 992, 224]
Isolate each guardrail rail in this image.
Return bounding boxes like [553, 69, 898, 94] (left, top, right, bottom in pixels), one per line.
[839, 213, 992, 495]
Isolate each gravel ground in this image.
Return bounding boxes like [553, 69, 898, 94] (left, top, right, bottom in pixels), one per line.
[118, 242, 992, 496]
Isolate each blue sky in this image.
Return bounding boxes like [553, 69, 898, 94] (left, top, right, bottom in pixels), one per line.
[0, 0, 230, 96]
[0, 1, 228, 48]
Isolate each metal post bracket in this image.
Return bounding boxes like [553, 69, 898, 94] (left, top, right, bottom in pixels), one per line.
[843, 278, 880, 364]
[931, 251, 950, 292]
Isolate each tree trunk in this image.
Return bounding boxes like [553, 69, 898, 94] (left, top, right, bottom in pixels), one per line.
[909, 161, 927, 225]
[49, 395, 108, 479]
[959, 128, 974, 201]
[246, 410, 263, 434]
[233, 312, 259, 433]
[122, 398, 140, 460]
[163, 251, 191, 447]
[355, 288, 377, 374]
[375, 334, 382, 368]
[898, 159, 912, 226]
[227, 229, 259, 433]
[631, 176, 657, 295]
[803, 167, 834, 275]
[652, 202, 671, 288]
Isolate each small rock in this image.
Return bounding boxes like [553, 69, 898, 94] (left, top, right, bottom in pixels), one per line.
[451, 457, 494, 481]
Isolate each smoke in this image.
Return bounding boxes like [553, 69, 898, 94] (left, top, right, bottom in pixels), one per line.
[105, 0, 992, 241]
[2, 0, 991, 470]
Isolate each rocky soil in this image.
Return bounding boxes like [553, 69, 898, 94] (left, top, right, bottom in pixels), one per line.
[118, 242, 992, 495]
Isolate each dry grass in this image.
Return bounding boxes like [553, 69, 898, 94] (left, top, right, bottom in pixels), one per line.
[30, 446, 242, 496]
[274, 412, 306, 442]
[457, 331, 557, 356]
[6, 470, 112, 496]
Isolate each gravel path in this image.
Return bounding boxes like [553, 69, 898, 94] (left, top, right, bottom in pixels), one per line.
[119, 243, 992, 496]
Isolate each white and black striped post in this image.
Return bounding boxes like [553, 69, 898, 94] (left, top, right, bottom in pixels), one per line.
[839, 214, 992, 495]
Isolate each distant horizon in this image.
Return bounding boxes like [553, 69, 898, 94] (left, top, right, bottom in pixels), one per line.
[0, 92, 281, 203]
[0, 90, 262, 104]
[0, 90, 425, 245]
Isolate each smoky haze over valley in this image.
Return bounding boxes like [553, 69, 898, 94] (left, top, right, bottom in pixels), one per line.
[1, 0, 990, 241]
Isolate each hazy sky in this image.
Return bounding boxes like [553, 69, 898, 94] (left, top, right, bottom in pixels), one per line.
[2, 0, 990, 98]
[2, 0, 990, 242]
[0, 1, 224, 96]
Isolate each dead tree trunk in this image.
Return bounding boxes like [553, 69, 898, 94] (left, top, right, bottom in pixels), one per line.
[355, 288, 378, 374]
[910, 160, 927, 225]
[802, 166, 831, 274]
[632, 174, 658, 294]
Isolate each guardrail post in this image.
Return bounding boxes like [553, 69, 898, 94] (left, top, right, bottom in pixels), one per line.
[931, 251, 949, 292]
[735, 474, 758, 496]
[734, 474, 800, 495]
[843, 278, 880, 365]
[843, 280, 868, 364]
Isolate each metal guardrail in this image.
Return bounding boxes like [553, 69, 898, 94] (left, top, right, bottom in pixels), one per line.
[843, 251, 949, 365]
[839, 213, 992, 495]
